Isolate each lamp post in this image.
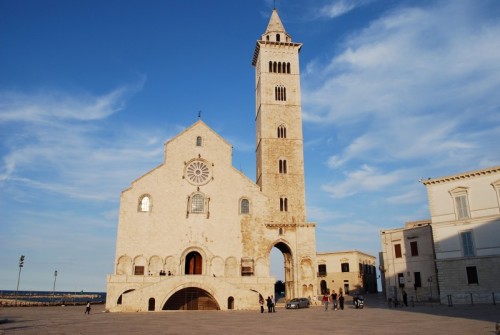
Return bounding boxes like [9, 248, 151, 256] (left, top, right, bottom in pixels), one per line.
[52, 270, 58, 304]
[15, 255, 25, 306]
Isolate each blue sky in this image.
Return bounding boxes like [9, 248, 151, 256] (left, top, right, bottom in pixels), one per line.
[1, 0, 499, 292]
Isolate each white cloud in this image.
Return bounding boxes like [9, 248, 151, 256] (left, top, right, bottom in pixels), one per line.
[322, 165, 402, 198]
[319, 0, 373, 19]
[303, 1, 500, 170]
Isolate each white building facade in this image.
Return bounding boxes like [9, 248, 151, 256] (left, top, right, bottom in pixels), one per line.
[423, 166, 500, 305]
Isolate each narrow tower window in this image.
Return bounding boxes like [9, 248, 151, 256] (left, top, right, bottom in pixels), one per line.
[276, 34, 281, 42]
[240, 198, 250, 214]
[279, 159, 287, 174]
[277, 125, 287, 138]
[275, 86, 286, 101]
[196, 136, 202, 146]
[280, 197, 288, 212]
[269, 61, 273, 73]
[273, 62, 277, 73]
[287, 62, 291, 74]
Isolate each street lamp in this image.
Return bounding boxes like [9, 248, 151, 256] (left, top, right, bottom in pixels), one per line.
[15, 255, 25, 305]
[52, 270, 58, 304]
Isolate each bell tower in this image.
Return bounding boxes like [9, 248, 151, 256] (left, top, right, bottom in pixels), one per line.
[252, 9, 306, 225]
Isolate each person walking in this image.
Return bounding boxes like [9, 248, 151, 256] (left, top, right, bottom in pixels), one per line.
[331, 290, 338, 310]
[266, 296, 273, 313]
[84, 301, 91, 314]
[402, 289, 408, 307]
[271, 295, 276, 312]
[339, 294, 344, 310]
[322, 293, 329, 311]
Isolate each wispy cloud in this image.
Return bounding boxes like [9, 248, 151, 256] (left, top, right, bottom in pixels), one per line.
[304, 0, 500, 171]
[319, 0, 373, 19]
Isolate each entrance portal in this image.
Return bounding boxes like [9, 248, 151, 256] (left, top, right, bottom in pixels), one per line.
[185, 251, 202, 275]
[272, 242, 294, 300]
[163, 287, 220, 310]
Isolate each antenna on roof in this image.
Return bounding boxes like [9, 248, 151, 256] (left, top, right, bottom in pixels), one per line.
[198, 110, 202, 119]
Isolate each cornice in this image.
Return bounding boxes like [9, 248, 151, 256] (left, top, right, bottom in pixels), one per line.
[422, 166, 500, 185]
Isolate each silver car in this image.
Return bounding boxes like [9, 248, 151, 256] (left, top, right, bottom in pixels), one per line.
[285, 298, 310, 309]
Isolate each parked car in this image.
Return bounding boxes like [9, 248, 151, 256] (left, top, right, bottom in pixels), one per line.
[285, 298, 310, 309]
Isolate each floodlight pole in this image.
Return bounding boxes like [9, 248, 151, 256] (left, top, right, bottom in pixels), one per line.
[52, 270, 58, 304]
[15, 255, 25, 306]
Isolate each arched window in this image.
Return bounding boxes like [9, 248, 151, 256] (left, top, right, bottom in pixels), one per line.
[139, 195, 151, 212]
[240, 198, 250, 214]
[277, 125, 287, 138]
[278, 62, 282, 73]
[273, 62, 277, 73]
[269, 61, 273, 73]
[280, 197, 288, 212]
[287, 62, 291, 74]
[196, 136, 202, 146]
[279, 227, 284, 235]
[279, 159, 287, 174]
[191, 194, 204, 213]
[276, 34, 281, 42]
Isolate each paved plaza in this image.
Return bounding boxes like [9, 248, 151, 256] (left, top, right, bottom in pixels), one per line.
[1, 294, 499, 334]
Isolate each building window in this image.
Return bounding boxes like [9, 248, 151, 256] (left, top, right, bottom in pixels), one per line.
[240, 198, 250, 214]
[276, 33, 280, 42]
[410, 241, 419, 257]
[455, 195, 470, 219]
[280, 197, 288, 212]
[139, 195, 151, 212]
[341, 263, 349, 272]
[134, 266, 145, 276]
[466, 266, 478, 284]
[196, 136, 202, 146]
[279, 159, 287, 174]
[277, 125, 287, 138]
[191, 194, 205, 213]
[275, 85, 286, 101]
[461, 231, 475, 257]
[414, 272, 422, 288]
[394, 244, 402, 258]
[318, 264, 327, 277]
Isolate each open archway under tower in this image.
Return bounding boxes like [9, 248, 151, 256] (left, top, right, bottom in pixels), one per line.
[271, 241, 294, 300]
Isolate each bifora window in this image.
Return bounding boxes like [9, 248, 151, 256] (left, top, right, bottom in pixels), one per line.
[280, 197, 288, 212]
[277, 124, 287, 138]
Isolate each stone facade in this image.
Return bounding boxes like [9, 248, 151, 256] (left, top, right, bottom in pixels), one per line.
[106, 9, 320, 312]
[380, 221, 438, 302]
[316, 251, 377, 297]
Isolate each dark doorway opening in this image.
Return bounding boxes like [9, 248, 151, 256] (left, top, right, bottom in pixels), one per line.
[185, 251, 202, 275]
[163, 287, 220, 310]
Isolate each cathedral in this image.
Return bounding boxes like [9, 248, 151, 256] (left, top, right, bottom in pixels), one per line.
[106, 9, 372, 312]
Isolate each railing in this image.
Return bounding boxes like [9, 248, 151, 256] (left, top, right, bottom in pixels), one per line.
[444, 291, 499, 306]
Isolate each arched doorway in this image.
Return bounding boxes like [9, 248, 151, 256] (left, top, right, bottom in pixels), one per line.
[163, 287, 220, 310]
[148, 298, 155, 311]
[271, 241, 294, 300]
[227, 296, 234, 310]
[185, 251, 202, 275]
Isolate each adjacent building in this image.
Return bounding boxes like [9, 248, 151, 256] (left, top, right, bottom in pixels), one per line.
[380, 166, 500, 304]
[423, 166, 500, 304]
[317, 251, 377, 296]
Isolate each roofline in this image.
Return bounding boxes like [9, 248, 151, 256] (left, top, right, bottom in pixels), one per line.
[421, 166, 500, 185]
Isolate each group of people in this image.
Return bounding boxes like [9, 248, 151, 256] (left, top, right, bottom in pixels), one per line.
[322, 290, 344, 311]
[259, 295, 276, 313]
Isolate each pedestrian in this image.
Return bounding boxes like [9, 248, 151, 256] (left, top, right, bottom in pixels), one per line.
[322, 293, 329, 311]
[266, 296, 273, 313]
[331, 290, 338, 310]
[402, 289, 408, 307]
[85, 301, 91, 314]
[259, 296, 265, 313]
[339, 294, 344, 310]
[271, 295, 276, 312]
